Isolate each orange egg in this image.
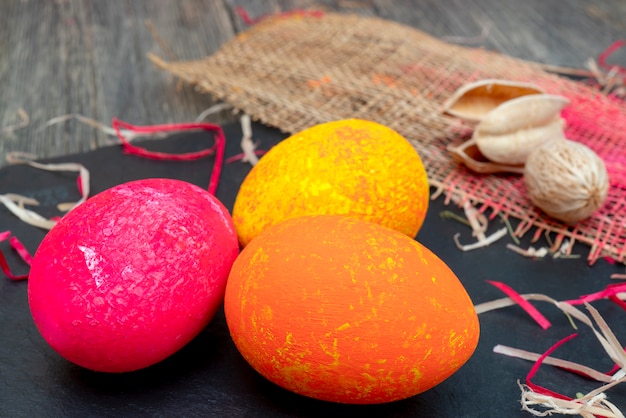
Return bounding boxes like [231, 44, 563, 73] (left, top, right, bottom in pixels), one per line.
[232, 119, 429, 247]
[224, 215, 480, 404]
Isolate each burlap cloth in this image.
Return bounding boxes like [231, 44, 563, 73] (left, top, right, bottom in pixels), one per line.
[149, 12, 626, 265]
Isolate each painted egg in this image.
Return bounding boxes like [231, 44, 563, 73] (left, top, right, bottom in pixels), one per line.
[28, 178, 239, 372]
[232, 119, 430, 247]
[224, 215, 480, 404]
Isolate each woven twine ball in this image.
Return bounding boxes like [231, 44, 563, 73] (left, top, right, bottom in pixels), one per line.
[523, 138, 609, 224]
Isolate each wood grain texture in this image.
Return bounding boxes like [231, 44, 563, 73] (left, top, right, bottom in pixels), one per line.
[0, 0, 624, 168]
[0, 0, 236, 167]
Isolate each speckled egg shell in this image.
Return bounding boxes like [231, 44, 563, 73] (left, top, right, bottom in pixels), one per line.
[28, 178, 239, 372]
[225, 215, 480, 404]
[232, 119, 430, 247]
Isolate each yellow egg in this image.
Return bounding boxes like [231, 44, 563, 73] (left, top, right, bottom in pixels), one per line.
[232, 119, 429, 246]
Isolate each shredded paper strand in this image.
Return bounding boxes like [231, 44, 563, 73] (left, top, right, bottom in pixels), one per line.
[480, 283, 626, 416]
[111, 118, 226, 195]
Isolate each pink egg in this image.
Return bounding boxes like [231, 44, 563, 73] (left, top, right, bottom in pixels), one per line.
[28, 178, 239, 372]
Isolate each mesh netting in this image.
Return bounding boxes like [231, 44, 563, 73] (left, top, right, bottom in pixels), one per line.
[149, 12, 626, 265]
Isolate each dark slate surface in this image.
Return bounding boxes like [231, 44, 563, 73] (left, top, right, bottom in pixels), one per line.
[1, 122, 624, 417]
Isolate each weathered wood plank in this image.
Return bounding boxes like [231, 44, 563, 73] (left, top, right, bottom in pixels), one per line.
[0, 0, 624, 169]
[0, 0, 238, 168]
[373, 0, 626, 68]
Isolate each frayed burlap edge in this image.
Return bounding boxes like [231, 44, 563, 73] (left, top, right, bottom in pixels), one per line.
[149, 12, 626, 265]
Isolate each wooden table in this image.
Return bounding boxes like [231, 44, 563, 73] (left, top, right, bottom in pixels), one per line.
[1, 0, 625, 168]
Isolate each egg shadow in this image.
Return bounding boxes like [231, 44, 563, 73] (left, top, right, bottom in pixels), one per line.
[58, 306, 232, 394]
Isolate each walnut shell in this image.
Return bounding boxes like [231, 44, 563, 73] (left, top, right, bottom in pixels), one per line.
[523, 138, 609, 224]
[447, 138, 525, 174]
[473, 94, 569, 165]
[442, 79, 545, 122]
